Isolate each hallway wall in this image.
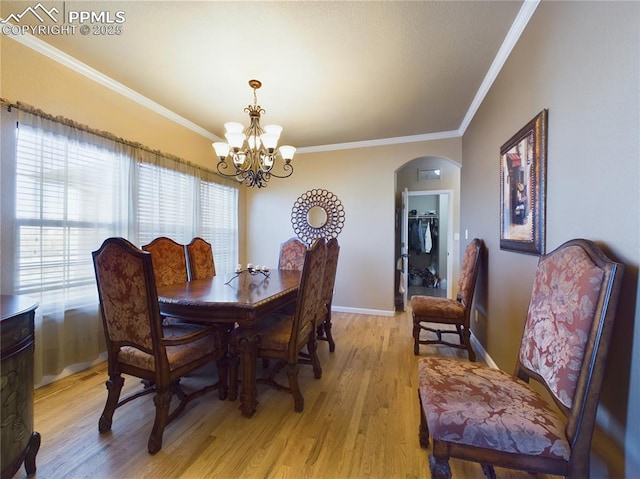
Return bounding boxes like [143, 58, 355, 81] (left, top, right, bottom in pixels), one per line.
[460, 2, 640, 476]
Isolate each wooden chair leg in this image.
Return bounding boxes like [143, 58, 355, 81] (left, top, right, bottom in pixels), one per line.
[418, 392, 430, 448]
[481, 464, 497, 479]
[463, 328, 476, 362]
[148, 388, 172, 454]
[324, 317, 336, 352]
[99, 375, 124, 432]
[286, 363, 304, 412]
[412, 317, 421, 355]
[307, 339, 322, 379]
[429, 454, 452, 479]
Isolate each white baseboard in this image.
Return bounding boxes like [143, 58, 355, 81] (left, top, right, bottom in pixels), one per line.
[470, 333, 498, 369]
[332, 306, 395, 317]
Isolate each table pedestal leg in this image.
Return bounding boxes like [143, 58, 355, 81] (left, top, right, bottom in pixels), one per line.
[238, 333, 260, 417]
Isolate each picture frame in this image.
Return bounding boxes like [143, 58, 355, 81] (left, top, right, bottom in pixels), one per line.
[499, 109, 547, 255]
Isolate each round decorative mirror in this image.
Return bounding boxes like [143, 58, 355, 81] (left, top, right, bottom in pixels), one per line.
[307, 206, 328, 228]
[291, 189, 345, 244]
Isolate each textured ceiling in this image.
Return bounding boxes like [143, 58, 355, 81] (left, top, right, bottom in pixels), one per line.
[2, 1, 525, 150]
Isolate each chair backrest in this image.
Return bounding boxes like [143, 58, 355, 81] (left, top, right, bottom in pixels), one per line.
[516, 239, 623, 462]
[186, 237, 216, 280]
[142, 237, 188, 288]
[456, 238, 483, 311]
[278, 237, 307, 271]
[321, 238, 340, 307]
[92, 238, 164, 360]
[289, 238, 326, 359]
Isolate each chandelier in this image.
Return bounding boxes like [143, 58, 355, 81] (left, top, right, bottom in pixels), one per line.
[212, 79, 296, 188]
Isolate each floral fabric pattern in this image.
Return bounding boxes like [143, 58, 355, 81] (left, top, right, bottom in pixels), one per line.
[142, 237, 188, 287]
[457, 239, 480, 303]
[94, 242, 154, 350]
[119, 323, 221, 371]
[411, 295, 464, 320]
[187, 238, 216, 280]
[296, 240, 327, 349]
[418, 357, 570, 460]
[519, 245, 605, 408]
[278, 238, 307, 271]
[318, 239, 340, 325]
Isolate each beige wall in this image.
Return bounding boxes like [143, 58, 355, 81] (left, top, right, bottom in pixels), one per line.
[245, 139, 462, 314]
[461, 2, 639, 476]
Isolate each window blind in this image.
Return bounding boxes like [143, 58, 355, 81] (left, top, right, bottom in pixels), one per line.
[15, 124, 122, 297]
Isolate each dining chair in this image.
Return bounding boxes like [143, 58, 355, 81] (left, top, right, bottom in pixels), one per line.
[316, 238, 340, 352]
[411, 238, 483, 361]
[417, 238, 624, 478]
[92, 237, 228, 454]
[278, 237, 307, 271]
[141, 236, 188, 287]
[229, 237, 326, 413]
[186, 237, 216, 280]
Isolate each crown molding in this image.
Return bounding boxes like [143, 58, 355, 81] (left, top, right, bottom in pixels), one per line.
[6, 0, 538, 153]
[458, 0, 540, 135]
[296, 130, 461, 154]
[5, 25, 218, 141]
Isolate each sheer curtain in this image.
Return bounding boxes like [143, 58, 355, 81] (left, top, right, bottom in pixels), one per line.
[0, 102, 238, 386]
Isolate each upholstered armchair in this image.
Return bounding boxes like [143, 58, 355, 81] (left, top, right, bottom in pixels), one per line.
[229, 238, 326, 413]
[92, 237, 228, 454]
[416, 239, 624, 478]
[186, 237, 216, 280]
[278, 237, 307, 271]
[411, 238, 483, 361]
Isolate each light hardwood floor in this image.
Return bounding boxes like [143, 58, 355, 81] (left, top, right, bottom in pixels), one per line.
[21, 310, 560, 479]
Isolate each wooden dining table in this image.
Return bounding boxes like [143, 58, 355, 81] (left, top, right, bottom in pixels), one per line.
[156, 269, 301, 417]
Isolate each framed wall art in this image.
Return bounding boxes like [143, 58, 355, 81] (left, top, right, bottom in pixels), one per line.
[499, 109, 548, 255]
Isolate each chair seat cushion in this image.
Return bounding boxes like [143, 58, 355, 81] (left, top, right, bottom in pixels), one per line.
[418, 356, 570, 461]
[119, 323, 221, 372]
[231, 312, 313, 353]
[411, 295, 464, 320]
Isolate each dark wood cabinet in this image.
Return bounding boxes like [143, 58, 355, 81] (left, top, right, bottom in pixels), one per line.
[1, 296, 40, 479]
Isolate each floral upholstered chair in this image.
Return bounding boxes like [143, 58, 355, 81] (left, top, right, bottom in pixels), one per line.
[316, 238, 340, 352]
[92, 237, 228, 454]
[417, 239, 624, 478]
[229, 238, 326, 413]
[186, 237, 216, 280]
[141, 236, 188, 287]
[278, 237, 307, 271]
[411, 238, 483, 360]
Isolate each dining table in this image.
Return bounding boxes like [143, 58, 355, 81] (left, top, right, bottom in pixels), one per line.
[156, 269, 301, 417]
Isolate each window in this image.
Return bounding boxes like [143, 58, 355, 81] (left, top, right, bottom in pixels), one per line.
[15, 124, 123, 298]
[2, 105, 238, 386]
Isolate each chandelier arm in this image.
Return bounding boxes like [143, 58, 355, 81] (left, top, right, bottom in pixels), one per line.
[264, 161, 294, 179]
[216, 160, 242, 178]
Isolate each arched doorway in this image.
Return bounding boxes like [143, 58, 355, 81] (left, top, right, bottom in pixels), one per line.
[394, 156, 461, 312]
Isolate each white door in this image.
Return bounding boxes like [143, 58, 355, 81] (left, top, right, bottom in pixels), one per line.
[400, 187, 409, 309]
